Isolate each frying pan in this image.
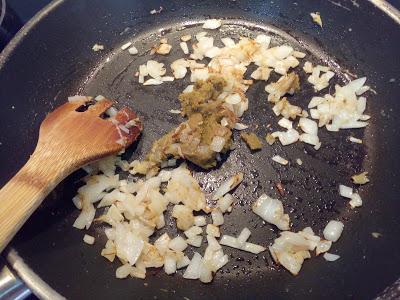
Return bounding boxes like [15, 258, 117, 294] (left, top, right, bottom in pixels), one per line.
[1, 0, 400, 299]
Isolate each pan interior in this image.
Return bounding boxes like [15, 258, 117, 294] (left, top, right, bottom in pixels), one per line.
[9, 18, 377, 300]
[79, 19, 370, 278]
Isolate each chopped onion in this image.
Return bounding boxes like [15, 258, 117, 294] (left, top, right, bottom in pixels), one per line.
[202, 19, 222, 29]
[83, 234, 95, 245]
[323, 220, 344, 242]
[183, 252, 203, 279]
[219, 235, 265, 254]
[154, 233, 171, 256]
[164, 255, 177, 274]
[184, 226, 202, 238]
[169, 236, 188, 252]
[212, 173, 244, 200]
[211, 209, 224, 226]
[143, 78, 163, 85]
[186, 235, 203, 247]
[180, 42, 189, 54]
[349, 136, 363, 144]
[177, 255, 191, 269]
[299, 118, 318, 135]
[272, 155, 288, 165]
[349, 193, 362, 208]
[206, 224, 220, 237]
[273, 129, 299, 145]
[252, 194, 290, 230]
[194, 216, 207, 227]
[278, 118, 293, 129]
[221, 37, 235, 47]
[339, 185, 353, 198]
[316, 240, 332, 255]
[237, 228, 251, 247]
[323, 252, 340, 262]
[156, 43, 172, 55]
[114, 223, 144, 265]
[116, 264, 133, 279]
[351, 172, 369, 185]
[217, 193, 234, 213]
[181, 35, 191, 42]
[234, 123, 249, 130]
[92, 43, 104, 52]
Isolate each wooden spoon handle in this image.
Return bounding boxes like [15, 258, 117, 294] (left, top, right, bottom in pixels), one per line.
[0, 148, 71, 252]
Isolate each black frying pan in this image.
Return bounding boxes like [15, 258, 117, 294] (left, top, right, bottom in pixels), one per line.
[1, 0, 400, 299]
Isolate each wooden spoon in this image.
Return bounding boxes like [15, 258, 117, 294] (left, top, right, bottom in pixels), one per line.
[0, 98, 142, 252]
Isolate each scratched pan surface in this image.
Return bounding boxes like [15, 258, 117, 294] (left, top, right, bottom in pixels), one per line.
[0, 0, 400, 299]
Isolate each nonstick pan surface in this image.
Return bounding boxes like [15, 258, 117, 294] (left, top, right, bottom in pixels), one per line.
[0, 0, 400, 299]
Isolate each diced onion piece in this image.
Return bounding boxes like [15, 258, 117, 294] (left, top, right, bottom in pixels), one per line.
[72, 196, 82, 209]
[180, 42, 189, 54]
[181, 35, 191, 42]
[194, 216, 207, 227]
[169, 236, 188, 252]
[221, 37, 235, 47]
[234, 123, 249, 130]
[206, 224, 220, 237]
[184, 226, 202, 238]
[92, 44, 104, 52]
[156, 43, 172, 55]
[161, 76, 174, 82]
[316, 240, 332, 255]
[349, 136, 363, 144]
[206, 235, 222, 251]
[339, 185, 353, 198]
[217, 193, 234, 213]
[186, 235, 203, 247]
[183, 252, 203, 279]
[164, 255, 177, 274]
[154, 233, 171, 256]
[299, 133, 319, 146]
[202, 19, 222, 29]
[212, 173, 244, 200]
[237, 228, 251, 247]
[310, 12, 322, 27]
[177, 255, 191, 269]
[83, 234, 95, 245]
[242, 242, 266, 254]
[211, 209, 224, 226]
[252, 194, 290, 230]
[219, 235, 266, 254]
[351, 172, 369, 185]
[116, 264, 133, 279]
[323, 252, 340, 262]
[323, 220, 344, 242]
[274, 129, 300, 145]
[143, 78, 163, 85]
[278, 118, 293, 129]
[349, 193, 362, 208]
[272, 155, 288, 165]
[296, 158, 303, 166]
[299, 118, 318, 135]
[172, 205, 194, 231]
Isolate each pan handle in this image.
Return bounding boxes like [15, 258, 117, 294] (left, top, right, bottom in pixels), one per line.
[0, 258, 31, 300]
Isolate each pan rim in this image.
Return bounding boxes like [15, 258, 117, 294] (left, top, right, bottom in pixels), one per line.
[0, 0, 399, 299]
